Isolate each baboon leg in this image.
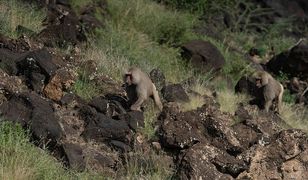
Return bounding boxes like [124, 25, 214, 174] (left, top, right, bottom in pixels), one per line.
[264, 100, 272, 112]
[152, 84, 163, 111]
[130, 96, 146, 111]
[277, 84, 284, 113]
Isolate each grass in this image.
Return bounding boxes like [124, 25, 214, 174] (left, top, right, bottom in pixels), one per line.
[0, 0, 44, 38]
[117, 148, 173, 179]
[180, 95, 205, 112]
[142, 102, 159, 140]
[280, 104, 308, 133]
[72, 78, 100, 101]
[95, 24, 193, 83]
[108, 0, 197, 46]
[217, 89, 250, 114]
[0, 121, 101, 180]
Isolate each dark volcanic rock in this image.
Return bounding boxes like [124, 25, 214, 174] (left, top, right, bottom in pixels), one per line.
[89, 96, 108, 114]
[62, 143, 85, 171]
[0, 92, 62, 144]
[181, 40, 225, 73]
[149, 68, 166, 91]
[117, 111, 144, 132]
[0, 48, 25, 75]
[266, 44, 308, 79]
[38, 4, 85, 46]
[162, 84, 189, 103]
[0, 34, 31, 52]
[16, 49, 58, 92]
[81, 105, 132, 144]
[176, 143, 246, 180]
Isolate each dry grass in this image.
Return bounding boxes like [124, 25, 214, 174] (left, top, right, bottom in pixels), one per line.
[280, 104, 308, 133]
[0, 0, 45, 38]
[82, 45, 130, 82]
[117, 147, 173, 180]
[217, 89, 250, 114]
[180, 95, 205, 112]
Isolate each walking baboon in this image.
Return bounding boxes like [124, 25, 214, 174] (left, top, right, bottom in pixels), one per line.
[253, 71, 284, 113]
[124, 67, 163, 111]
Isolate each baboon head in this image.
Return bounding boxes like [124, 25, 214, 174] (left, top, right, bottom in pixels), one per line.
[253, 71, 269, 88]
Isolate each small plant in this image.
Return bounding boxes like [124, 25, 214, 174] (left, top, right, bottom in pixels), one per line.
[217, 89, 250, 114]
[282, 89, 296, 104]
[180, 95, 205, 112]
[142, 102, 159, 140]
[72, 75, 100, 101]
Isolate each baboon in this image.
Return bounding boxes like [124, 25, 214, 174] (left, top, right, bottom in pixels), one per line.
[124, 67, 163, 111]
[253, 71, 284, 113]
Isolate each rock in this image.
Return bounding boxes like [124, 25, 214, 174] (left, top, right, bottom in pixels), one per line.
[161, 84, 190, 103]
[82, 145, 119, 176]
[0, 69, 27, 95]
[110, 140, 131, 152]
[158, 105, 207, 149]
[38, 4, 85, 47]
[81, 106, 132, 144]
[88, 96, 108, 113]
[238, 129, 308, 179]
[0, 92, 63, 145]
[0, 34, 30, 52]
[149, 68, 166, 91]
[16, 49, 58, 92]
[266, 44, 308, 79]
[43, 68, 76, 101]
[62, 143, 85, 171]
[176, 143, 245, 179]
[116, 111, 144, 132]
[181, 40, 225, 73]
[256, 0, 308, 20]
[0, 48, 23, 75]
[80, 14, 103, 32]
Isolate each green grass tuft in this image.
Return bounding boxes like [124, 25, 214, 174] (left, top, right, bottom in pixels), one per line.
[0, 0, 45, 38]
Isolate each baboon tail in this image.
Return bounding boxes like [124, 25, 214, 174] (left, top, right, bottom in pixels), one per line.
[278, 84, 284, 113]
[152, 83, 163, 111]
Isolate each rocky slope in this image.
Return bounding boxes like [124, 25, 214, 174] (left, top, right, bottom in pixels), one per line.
[0, 0, 307, 179]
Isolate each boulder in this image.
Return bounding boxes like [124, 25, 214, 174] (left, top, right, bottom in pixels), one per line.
[43, 68, 76, 101]
[62, 143, 86, 171]
[38, 4, 85, 47]
[181, 40, 225, 73]
[161, 84, 190, 103]
[16, 49, 58, 92]
[266, 44, 308, 79]
[149, 68, 166, 91]
[0, 92, 63, 145]
[80, 105, 132, 144]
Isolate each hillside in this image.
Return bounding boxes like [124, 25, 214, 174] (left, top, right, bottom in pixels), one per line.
[0, 0, 307, 179]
